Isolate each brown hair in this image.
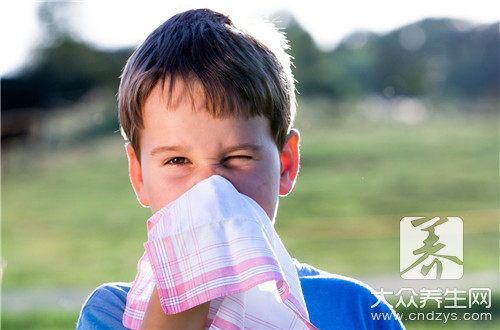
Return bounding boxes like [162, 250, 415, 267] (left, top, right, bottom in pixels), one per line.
[118, 8, 295, 158]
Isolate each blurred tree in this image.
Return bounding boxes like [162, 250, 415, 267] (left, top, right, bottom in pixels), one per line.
[326, 31, 379, 96]
[282, 15, 499, 100]
[2, 7, 498, 135]
[2, 2, 132, 110]
[284, 16, 344, 97]
[368, 18, 500, 98]
[371, 25, 430, 96]
[444, 22, 499, 97]
[1, 2, 132, 145]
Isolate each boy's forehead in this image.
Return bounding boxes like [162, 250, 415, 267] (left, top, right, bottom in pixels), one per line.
[141, 95, 273, 146]
[141, 83, 274, 144]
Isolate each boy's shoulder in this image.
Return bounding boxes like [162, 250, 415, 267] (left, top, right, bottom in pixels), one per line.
[294, 260, 404, 329]
[77, 262, 404, 330]
[77, 282, 130, 329]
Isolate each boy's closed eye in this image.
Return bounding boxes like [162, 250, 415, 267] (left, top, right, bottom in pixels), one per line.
[224, 155, 252, 161]
[223, 154, 254, 165]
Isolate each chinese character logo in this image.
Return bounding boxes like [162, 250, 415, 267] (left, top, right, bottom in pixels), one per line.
[469, 288, 491, 308]
[400, 217, 463, 279]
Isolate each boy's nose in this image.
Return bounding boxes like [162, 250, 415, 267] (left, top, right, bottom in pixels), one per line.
[192, 164, 231, 187]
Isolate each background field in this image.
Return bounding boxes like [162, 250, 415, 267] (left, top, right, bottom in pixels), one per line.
[2, 96, 499, 329]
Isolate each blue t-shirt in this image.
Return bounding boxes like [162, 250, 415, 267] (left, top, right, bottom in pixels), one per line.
[77, 260, 404, 329]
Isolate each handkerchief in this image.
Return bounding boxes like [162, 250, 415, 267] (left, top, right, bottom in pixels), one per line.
[123, 175, 315, 329]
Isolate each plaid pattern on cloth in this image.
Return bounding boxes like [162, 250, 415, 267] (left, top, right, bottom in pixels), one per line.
[122, 175, 316, 329]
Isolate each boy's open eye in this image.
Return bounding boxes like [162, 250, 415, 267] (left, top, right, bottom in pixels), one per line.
[164, 157, 190, 166]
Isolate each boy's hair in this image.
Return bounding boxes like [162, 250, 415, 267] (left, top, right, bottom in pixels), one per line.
[118, 8, 295, 158]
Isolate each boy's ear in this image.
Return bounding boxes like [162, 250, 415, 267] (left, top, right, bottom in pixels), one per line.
[125, 143, 150, 207]
[279, 129, 300, 196]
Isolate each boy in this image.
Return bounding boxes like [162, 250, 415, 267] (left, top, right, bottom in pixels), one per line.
[77, 8, 403, 329]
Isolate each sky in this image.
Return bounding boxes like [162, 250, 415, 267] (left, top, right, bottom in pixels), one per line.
[1, 0, 498, 77]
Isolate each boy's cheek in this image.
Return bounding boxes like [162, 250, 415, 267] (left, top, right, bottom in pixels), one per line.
[232, 178, 280, 220]
[141, 170, 183, 213]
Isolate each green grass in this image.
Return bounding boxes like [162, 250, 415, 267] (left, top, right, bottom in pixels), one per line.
[275, 114, 499, 276]
[2, 137, 150, 289]
[2, 310, 79, 329]
[1, 97, 498, 328]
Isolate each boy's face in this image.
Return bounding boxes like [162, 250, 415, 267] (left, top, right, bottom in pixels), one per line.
[126, 82, 300, 221]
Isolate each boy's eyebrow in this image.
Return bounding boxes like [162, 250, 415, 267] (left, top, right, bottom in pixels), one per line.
[150, 144, 263, 157]
[150, 145, 186, 157]
[223, 144, 263, 153]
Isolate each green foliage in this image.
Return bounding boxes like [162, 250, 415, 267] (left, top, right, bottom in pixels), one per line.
[284, 17, 499, 99]
[3, 12, 498, 112]
[285, 17, 342, 97]
[1, 41, 131, 112]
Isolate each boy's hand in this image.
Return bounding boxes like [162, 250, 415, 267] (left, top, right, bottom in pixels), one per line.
[141, 285, 210, 330]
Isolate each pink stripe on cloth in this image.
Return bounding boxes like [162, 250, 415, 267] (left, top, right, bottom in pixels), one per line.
[123, 175, 316, 329]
